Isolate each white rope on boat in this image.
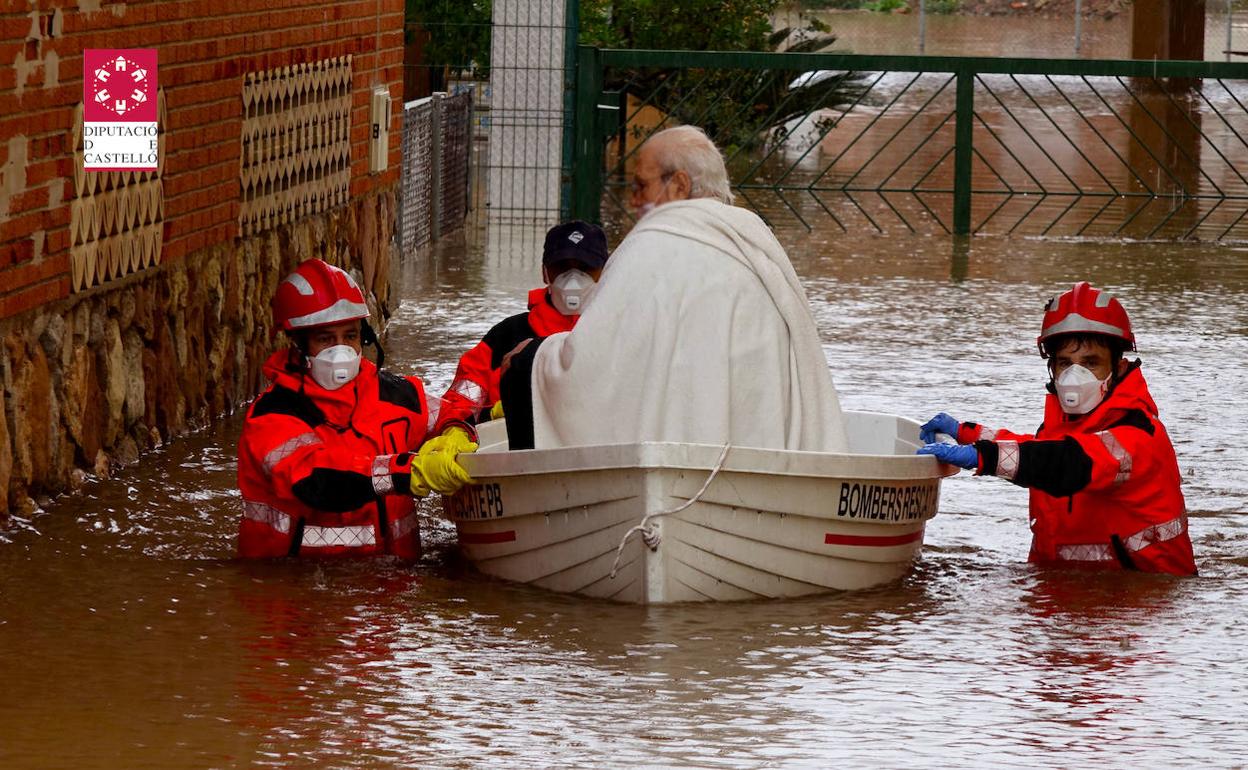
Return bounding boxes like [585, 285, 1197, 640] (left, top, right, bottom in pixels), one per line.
[609, 443, 732, 579]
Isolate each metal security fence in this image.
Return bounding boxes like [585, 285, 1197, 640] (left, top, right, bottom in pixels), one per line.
[399, 98, 434, 252]
[402, 0, 578, 228]
[398, 91, 473, 254]
[438, 92, 473, 234]
[573, 48, 1248, 240]
[486, 0, 579, 223]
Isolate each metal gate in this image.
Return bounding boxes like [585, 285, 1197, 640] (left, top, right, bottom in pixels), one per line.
[398, 92, 473, 254]
[571, 48, 1248, 240]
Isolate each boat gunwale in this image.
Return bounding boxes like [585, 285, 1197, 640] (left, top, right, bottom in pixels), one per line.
[460, 442, 957, 482]
[458, 410, 958, 482]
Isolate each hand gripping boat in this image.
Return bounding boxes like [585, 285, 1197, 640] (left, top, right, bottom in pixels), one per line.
[445, 412, 957, 604]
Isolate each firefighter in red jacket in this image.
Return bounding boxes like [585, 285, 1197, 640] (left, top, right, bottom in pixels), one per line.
[237, 258, 478, 559]
[917, 282, 1196, 575]
[437, 220, 608, 429]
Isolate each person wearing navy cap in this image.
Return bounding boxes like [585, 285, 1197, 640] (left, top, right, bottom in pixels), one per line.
[435, 220, 609, 430]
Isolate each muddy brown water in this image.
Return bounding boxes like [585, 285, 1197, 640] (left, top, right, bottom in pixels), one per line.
[12, 16, 1248, 765]
[785, 8, 1244, 62]
[2, 221, 1246, 767]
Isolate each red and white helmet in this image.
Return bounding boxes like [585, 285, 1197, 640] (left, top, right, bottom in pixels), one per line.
[1037, 281, 1135, 358]
[272, 258, 369, 333]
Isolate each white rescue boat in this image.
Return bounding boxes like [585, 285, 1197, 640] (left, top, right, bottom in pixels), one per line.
[445, 411, 957, 604]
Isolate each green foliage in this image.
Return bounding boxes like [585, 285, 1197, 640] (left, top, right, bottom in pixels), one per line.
[799, 0, 866, 8]
[403, 0, 869, 159]
[788, 0, 963, 10]
[584, 2, 869, 159]
[405, 0, 492, 78]
[579, 0, 781, 52]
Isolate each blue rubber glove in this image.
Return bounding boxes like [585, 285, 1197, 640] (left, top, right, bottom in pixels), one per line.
[919, 412, 962, 444]
[916, 442, 979, 471]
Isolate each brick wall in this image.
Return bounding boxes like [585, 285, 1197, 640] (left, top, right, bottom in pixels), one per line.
[0, 0, 406, 319]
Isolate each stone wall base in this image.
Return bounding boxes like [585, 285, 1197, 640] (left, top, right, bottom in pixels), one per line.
[0, 187, 398, 520]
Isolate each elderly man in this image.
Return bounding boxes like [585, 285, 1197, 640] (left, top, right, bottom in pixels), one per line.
[499, 125, 848, 452]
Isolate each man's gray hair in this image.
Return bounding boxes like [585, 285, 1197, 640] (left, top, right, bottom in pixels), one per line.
[649, 125, 735, 205]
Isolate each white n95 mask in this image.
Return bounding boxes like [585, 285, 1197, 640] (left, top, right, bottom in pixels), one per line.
[1054, 364, 1110, 415]
[308, 345, 361, 391]
[549, 269, 597, 315]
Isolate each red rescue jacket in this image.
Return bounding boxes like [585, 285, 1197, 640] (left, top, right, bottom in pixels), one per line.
[437, 288, 577, 429]
[237, 349, 438, 559]
[961, 363, 1196, 575]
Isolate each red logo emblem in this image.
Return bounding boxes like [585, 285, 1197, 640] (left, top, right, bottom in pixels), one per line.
[83, 49, 158, 122]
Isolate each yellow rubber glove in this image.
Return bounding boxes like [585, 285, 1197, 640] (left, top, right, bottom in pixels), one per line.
[410, 452, 475, 496]
[409, 427, 478, 496]
[489, 400, 505, 421]
[420, 426, 477, 457]
[409, 467, 431, 497]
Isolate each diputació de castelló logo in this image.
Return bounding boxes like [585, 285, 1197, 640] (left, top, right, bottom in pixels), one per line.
[83, 48, 158, 171]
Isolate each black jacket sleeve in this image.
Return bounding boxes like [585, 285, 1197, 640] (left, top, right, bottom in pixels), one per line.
[291, 469, 379, 512]
[498, 337, 543, 451]
[976, 436, 1094, 498]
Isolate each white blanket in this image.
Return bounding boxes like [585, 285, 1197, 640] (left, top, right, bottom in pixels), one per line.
[529, 198, 849, 452]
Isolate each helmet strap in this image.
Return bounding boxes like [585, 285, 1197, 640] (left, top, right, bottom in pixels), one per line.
[361, 319, 385, 369]
[284, 337, 309, 374]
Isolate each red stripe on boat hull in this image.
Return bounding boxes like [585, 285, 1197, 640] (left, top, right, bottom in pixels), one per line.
[460, 530, 517, 545]
[824, 530, 924, 547]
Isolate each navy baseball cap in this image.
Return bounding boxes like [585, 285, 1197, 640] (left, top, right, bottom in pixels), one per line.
[542, 220, 608, 270]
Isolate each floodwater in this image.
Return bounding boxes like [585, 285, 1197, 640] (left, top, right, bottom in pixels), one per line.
[784, 7, 1248, 62]
[2, 219, 1246, 767]
[13, 14, 1248, 765]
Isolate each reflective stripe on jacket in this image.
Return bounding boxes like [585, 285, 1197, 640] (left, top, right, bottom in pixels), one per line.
[237, 350, 433, 559]
[437, 288, 577, 430]
[965, 363, 1196, 575]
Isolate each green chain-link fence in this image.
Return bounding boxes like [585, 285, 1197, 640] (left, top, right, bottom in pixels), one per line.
[573, 48, 1248, 240]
